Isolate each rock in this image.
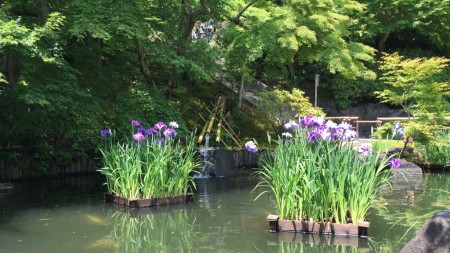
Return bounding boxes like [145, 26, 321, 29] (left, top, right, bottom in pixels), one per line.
[391, 160, 423, 191]
[0, 182, 14, 192]
[401, 210, 450, 253]
[214, 149, 238, 177]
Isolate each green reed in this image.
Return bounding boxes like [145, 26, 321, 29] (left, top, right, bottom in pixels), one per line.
[141, 135, 199, 198]
[99, 127, 199, 199]
[99, 142, 142, 199]
[255, 131, 392, 224]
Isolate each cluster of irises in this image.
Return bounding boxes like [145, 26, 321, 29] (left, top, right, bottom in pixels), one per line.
[285, 115, 358, 142]
[247, 115, 402, 168]
[252, 115, 397, 223]
[98, 120, 198, 200]
[101, 120, 179, 144]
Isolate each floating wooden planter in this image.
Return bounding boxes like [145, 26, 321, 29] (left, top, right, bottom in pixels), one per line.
[267, 215, 370, 237]
[104, 193, 194, 208]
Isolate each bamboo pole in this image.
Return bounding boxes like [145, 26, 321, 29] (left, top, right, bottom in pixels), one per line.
[206, 96, 222, 134]
[198, 113, 207, 123]
[221, 124, 241, 148]
[197, 96, 222, 144]
[222, 115, 242, 143]
[215, 97, 225, 143]
[197, 115, 210, 144]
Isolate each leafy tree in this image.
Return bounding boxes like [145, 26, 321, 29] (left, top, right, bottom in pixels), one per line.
[258, 88, 324, 133]
[375, 52, 450, 121]
[222, 0, 377, 86]
[355, 0, 450, 51]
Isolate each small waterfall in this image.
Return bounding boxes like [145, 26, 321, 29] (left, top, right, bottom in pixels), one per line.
[205, 132, 210, 148]
[195, 146, 214, 178]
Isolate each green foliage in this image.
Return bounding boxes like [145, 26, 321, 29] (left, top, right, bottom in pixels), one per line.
[372, 140, 406, 153]
[417, 136, 450, 167]
[223, 0, 377, 83]
[257, 88, 324, 132]
[356, 0, 450, 51]
[375, 53, 450, 120]
[111, 85, 189, 140]
[329, 74, 382, 109]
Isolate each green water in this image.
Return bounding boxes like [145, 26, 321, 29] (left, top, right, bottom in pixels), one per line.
[0, 174, 449, 253]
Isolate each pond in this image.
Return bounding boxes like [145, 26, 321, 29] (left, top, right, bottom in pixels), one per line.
[0, 173, 449, 253]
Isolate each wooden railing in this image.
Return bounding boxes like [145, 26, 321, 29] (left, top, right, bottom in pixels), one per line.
[325, 116, 450, 138]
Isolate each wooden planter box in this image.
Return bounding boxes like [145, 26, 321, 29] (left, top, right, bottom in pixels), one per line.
[267, 215, 370, 237]
[104, 193, 194, 208]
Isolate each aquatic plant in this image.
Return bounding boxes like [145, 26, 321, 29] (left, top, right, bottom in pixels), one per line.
[98, 120, 199, 199]
[254, 116, 392, 224]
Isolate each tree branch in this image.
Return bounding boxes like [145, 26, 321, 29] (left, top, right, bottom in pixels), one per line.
[226, 1, 256, 29]
[136, 40, 154, 87]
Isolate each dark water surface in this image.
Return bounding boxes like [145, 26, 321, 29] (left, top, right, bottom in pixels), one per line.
[0, 173, 449, 253]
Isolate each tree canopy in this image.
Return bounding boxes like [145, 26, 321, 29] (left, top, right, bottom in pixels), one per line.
[0, 0, 448, 168]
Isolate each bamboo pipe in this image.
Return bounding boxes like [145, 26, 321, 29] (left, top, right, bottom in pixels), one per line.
[197, 96, 222, 144]
[215, 97, 225, 143]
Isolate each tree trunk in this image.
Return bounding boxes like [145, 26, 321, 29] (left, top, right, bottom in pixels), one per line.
[39, 0, 49, 23]
[164, 70, 177, 98]
[4, 55, 21, 87]
[288, 63, 295, 80]
[238, 77, 244, 108]
[137, 40, 153, 88]
[378, 32, 390, 52]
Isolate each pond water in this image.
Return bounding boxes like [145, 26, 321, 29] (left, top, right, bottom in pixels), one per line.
[0, 173, 449, 253]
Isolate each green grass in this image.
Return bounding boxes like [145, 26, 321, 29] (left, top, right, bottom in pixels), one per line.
[372, 140, 405, 152]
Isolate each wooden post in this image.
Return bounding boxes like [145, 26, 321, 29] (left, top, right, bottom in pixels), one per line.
[314, 74, 320, 108]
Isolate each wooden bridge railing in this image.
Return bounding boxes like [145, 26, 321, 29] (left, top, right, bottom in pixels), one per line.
[325, 116, 450, 138]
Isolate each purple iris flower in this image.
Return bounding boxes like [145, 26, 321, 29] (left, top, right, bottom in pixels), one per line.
[308, 129, 321, 142]
[245, 141, 258, 153]
[163, 128, 177, 138]
[300, 115, 315, 127]
[137, 127, 146, 134]
[338, 122, 353, 130]
[146, 127, 157, 135]
[388, 158, 402, 168]
[312, 116, 325, 127]
[358, 145, 370, 155]
[343, 129, 358, 140]
[157, 137, 165, 145]
[133, 132, 145, 144]
[100, 129, 112, 137]
[131, 119, 141, 127]
[320, 128, 332, 141]
[325, 120, 338, 129]
[392, 122, 404, 138]
[154, 121, 167, 130]
[284, 120, 299, 130]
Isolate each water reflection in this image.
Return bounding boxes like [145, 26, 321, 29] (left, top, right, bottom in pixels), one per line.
[269, 241, 370, 253]
[104, 207, 196, 253]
